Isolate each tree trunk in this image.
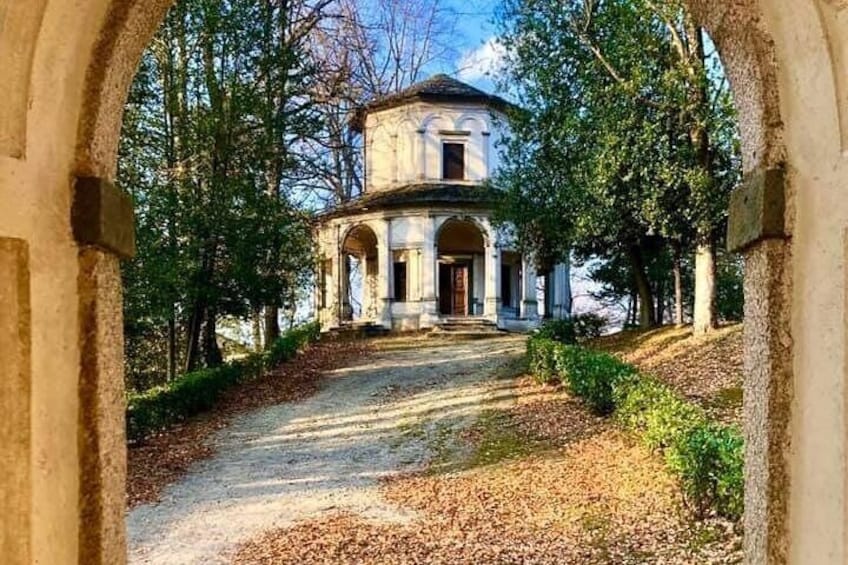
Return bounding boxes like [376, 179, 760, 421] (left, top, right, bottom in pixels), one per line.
[167, 315, 177, 381]
[687, 24, 718, 335]
[672, 241, 684, 326]
[203, 306, 223, 367]
[626, 244, 656, 329]
[252, 306, 263, 352]
[264, 307, 280, 348]
[693, 235, 717, 335]
[656, 275, 665, 325]
[184, 299, 204, 373]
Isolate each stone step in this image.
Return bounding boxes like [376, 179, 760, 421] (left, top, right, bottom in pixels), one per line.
[329, 322, 390, 338]
[426, 330, 504, 340]
[438, 317, 497, 326]
[434, 324, 499, 333]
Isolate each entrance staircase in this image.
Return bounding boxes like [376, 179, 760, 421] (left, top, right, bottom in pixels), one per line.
[329, 321, 391, 339]
[428, 317, 502, 340]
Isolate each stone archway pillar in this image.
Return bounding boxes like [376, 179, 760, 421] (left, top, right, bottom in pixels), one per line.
[73, 176, 136, 565]
[728, 167, 792, 564]
[0, 238, 32, 565]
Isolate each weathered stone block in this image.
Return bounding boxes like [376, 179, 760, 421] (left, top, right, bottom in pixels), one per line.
[0, 238, 31, 565]
[72, 177, 136, 259]
[727, 168, 787, 253]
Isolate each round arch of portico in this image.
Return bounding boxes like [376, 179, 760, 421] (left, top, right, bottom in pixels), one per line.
[433, 215, 493, 249]
[339, 220, 384, 253]
[2, 1, 847, 564]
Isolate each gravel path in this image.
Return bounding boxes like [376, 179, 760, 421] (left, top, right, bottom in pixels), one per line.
[127, 335, 525, 564]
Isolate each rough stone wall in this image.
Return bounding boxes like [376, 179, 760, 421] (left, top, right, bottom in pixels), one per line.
[76, 0, 175, 178]
[684, 3, 794, 563]
[0, 239, 32, 565]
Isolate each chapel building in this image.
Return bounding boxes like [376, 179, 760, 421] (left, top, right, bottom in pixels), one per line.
[314, 74, 571, 332]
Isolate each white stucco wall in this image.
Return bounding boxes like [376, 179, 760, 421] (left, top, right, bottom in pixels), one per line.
[364, 102, 508, 192]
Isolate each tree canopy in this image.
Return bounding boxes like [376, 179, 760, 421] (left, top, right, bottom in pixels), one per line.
[494, 0, 741, 328]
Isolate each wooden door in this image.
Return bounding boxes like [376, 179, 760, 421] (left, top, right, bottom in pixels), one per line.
[452, 265, 468, 316]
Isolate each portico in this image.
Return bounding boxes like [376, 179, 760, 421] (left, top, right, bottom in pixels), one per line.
[315, 75, 571, 332]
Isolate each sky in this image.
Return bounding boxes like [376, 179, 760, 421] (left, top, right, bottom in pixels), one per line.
[437, 0, 504, 93]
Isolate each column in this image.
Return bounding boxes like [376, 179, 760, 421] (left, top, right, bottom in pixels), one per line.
[376, 219, 392, 328]
[337, 226, 348, 325]
[551, 261, 572, 319]
[484, 242, 501, 321]
[420, 216, 439, 326]
[520, 256, 538, 320]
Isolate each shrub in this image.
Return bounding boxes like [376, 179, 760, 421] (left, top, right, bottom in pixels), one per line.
[526, 340, 745, 521]
[527, 336, 560, 384]
[557, 348, 636, 415]
[536, 319, 577, 344]
[126, 322, 321, 443]
[267, 322, 319, 367]
[572, 312, 607, 340]
[614, 377, 705, 451]
[667, 422, 744, 520]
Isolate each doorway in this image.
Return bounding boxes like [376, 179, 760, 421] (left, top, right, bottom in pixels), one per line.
[439, 263, 470, 316]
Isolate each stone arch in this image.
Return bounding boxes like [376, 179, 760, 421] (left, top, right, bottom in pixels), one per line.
[1, 1, 848, 563]
[420, 112, 449, 132]
[76, 0, 176, 178]
[454, 113, 490, 135]
[340, 220, 383, 252]
[685, 1, 785, 172]
[434, 215, 492, 248]
[420, 114, 451, 180]
[435, 217, 488, 317]
[366, 122, 394, 189]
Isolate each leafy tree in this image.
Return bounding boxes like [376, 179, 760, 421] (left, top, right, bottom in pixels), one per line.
[119, 0, 318, 388]
[494, 0, 740, 330]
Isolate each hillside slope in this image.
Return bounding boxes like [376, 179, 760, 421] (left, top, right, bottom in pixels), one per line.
[590, 324, 743, 425]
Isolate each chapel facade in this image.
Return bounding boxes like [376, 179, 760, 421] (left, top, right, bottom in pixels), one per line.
[314, 75, 571, 332]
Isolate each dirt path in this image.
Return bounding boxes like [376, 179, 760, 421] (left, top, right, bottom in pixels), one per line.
[127, 335, 525, 564]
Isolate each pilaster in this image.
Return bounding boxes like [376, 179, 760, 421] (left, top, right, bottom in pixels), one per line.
[520, 256, 538, 320]
[376, 219, 392, 328]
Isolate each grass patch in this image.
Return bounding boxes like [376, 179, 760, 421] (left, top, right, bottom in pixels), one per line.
[465, 410, 537, 469]
[711, 386, 743, 410]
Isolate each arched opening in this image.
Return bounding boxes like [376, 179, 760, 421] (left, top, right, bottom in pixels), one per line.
[436, 218, 486, 317]
[1, 0, 848, 562]
[340, 224, 379, 323]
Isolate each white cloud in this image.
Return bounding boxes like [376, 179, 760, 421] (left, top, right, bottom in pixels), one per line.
[456, 37, 507, 83]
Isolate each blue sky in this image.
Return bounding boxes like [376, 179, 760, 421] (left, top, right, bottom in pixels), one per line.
[436, 0, 502, 93]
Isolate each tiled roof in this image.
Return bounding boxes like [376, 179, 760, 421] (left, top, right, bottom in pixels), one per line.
[350, 74, 515, 131]
[317, 182, 501, 221]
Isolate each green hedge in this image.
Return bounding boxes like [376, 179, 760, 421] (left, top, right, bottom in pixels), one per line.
[127, 322, 320, 444]
[527, 335, 744, 520]
[534, 314, 608, 346]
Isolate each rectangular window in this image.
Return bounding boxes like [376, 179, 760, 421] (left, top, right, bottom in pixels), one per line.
[442, 142, 465, 180]
[393, 261, 408, 302]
